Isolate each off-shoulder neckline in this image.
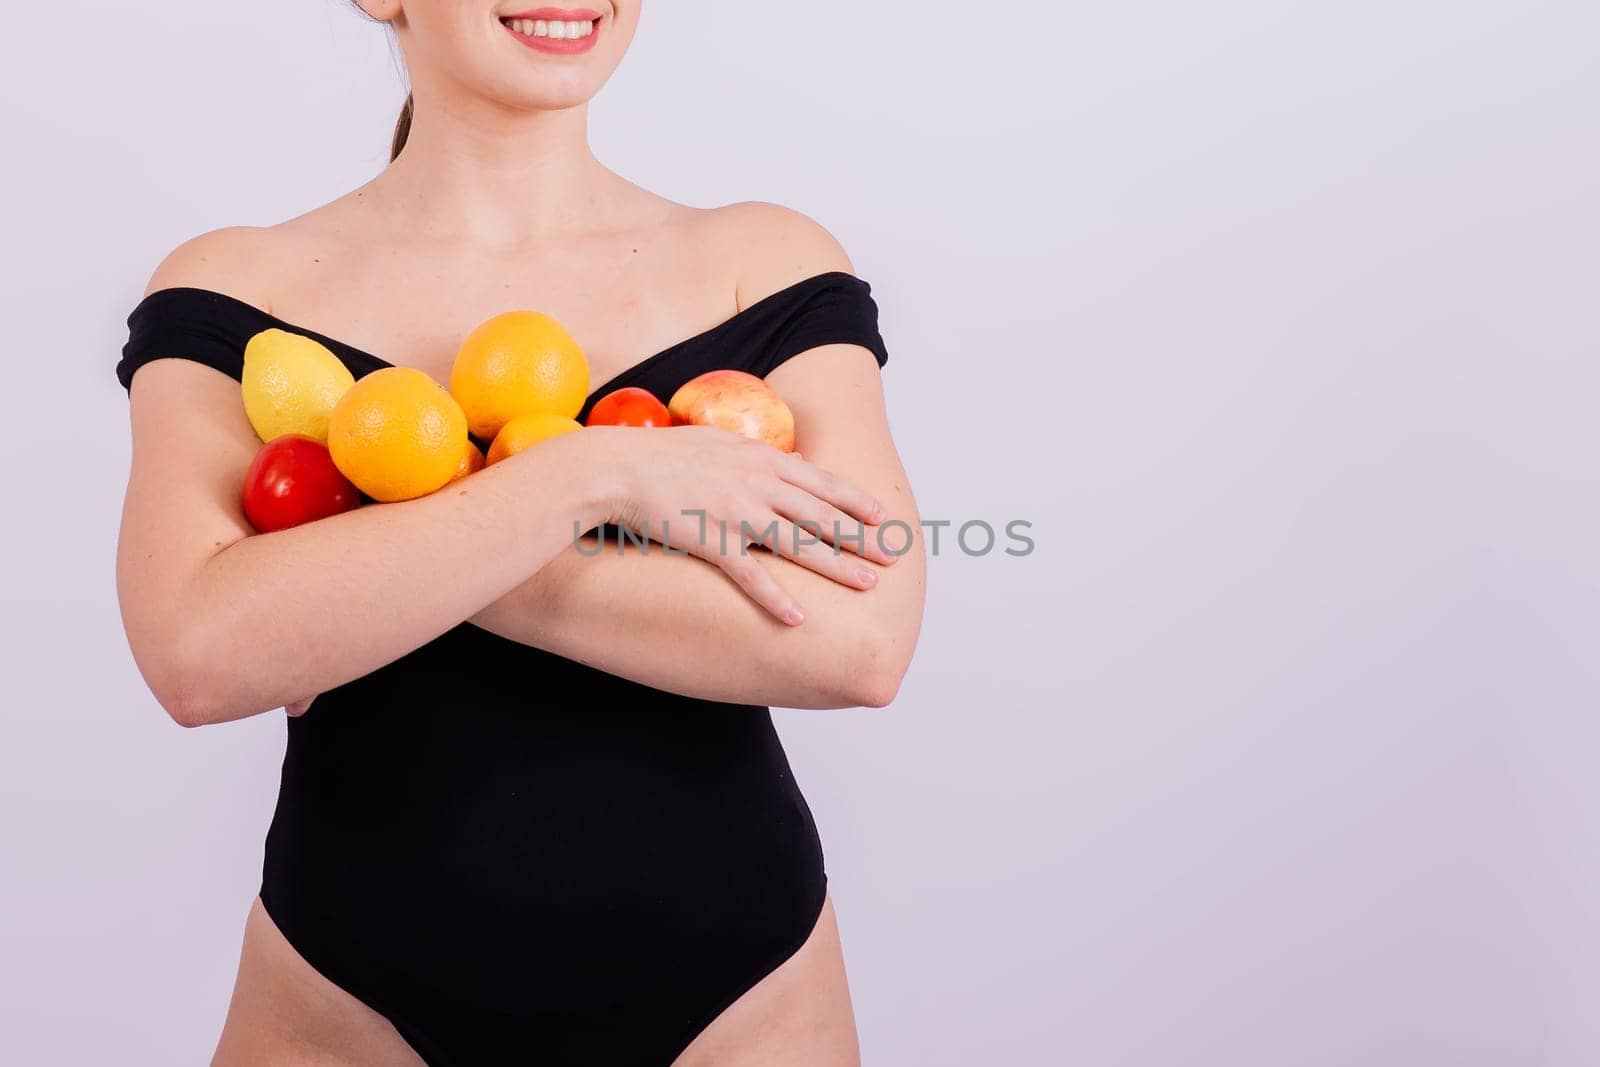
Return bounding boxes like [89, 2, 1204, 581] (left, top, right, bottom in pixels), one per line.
[135, 270, 865, 403]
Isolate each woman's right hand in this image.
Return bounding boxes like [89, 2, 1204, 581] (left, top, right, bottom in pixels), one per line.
[594, 424, 900, 624]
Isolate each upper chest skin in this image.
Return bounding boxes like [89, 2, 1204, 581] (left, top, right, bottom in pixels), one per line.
[261, 210, 742, 390]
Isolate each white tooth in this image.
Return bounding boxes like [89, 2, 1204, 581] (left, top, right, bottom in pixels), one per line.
[565, 20, 582, 37]
[550, 21, 567, 38]
[534, 19, 548, 36]
[517, 19, 532, 34]
[582, 20, 594, 36]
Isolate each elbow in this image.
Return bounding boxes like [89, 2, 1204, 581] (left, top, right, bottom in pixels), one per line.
[836, 567, 925, 709]
[851, 674, 901, 710]
[140, 629, 244, 729]
[150, 668, 230, 729]
[841, 633, 911, 709]
[160, 688, 224, 729]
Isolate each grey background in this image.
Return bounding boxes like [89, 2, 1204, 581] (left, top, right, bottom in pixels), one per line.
[3, 1, 1597, 1063]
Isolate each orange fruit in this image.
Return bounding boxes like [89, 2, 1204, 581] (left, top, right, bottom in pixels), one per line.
[326, 367, 469, 502]
[450, 311, 589, 439]
[450, 441, 486, 483]
[486, 412, 583, 466]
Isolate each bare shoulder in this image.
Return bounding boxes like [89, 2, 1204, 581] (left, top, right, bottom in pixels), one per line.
[701, 201, 856, 309]
[141, 193, 360, 309]
[142, 225, 288, 308]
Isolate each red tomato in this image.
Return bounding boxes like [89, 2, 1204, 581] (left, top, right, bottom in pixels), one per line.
[586, 386, 672, 428]
[242, 434, 361, 533]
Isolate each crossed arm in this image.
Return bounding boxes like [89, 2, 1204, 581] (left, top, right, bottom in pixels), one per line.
[471, 206, 926, 710]
[471, 341, 927, 709]
[120, 210, 925, 722]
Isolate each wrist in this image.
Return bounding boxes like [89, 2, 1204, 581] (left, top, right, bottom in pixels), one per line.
[494, 424, 621, 534]
[570, 424, 631, 527]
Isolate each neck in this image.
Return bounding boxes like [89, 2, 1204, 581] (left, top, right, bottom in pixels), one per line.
[371, 83, 619, 246]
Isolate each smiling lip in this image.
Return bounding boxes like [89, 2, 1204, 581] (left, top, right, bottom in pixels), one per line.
[501, 7, 602, 55]
[503, 6, 601, 17]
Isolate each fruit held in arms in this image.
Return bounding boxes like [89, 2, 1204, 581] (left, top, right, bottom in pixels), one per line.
[450, 441, 486, 483]
[241, 434, 360, 533]
[486, 412, 583, 465]
[586, 386, 671, 428]
[450, 311, 590, 439]
[327, 367, 470, 502]
[668, 370, 796, 452]
[241, 329, 355, 444]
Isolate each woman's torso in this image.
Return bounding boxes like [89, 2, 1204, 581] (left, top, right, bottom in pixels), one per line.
[209, 187, 837, 1059]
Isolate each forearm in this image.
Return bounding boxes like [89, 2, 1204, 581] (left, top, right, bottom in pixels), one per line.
[471, 536, 913, 708]
[473, 476, 926, 709]
[121, 432, 613, 725]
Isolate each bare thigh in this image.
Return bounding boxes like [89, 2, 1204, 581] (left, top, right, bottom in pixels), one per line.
[672, 894, 861, 1067]
[210, 894, 857, 1067]
[210, 898, 423, 1067]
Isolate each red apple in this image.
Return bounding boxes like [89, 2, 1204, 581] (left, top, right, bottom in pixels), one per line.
[667, 370, 796, 452]
[242, 434, 361, 533]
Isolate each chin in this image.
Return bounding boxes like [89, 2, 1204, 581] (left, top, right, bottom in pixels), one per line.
[489, 6, 635, 107]
[500, 73, 608, 111]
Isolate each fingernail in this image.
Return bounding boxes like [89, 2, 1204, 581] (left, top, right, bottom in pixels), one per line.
[857, 568, 877, 586]
[785, 606, 805, 625]
[872, 502, 886, 522]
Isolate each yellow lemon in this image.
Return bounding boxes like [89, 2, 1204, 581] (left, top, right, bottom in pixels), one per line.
[241, 328, 355, 443]
[450, 311, 589, 439]
[486, 412, 583, 466]
[326, 367, 469, 502]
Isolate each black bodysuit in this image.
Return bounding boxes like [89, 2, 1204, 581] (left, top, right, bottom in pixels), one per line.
[116, 273, 889, 1066]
